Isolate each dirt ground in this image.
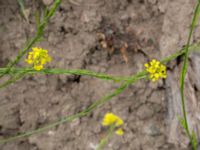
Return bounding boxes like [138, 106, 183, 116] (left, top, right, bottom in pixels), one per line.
[0, 0, 200, 150]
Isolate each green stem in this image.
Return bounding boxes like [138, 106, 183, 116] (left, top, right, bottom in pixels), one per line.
[0, 38, 200, 144]
[1, 40, 200, 89]
[180, 1, 200, 149]
[0, 71, 146, 144]
[160, 42, 200, 64]
[0, 68, 132, 82]
[0, 0, 61, 78]
[96, 125, 115, 150]
[0, 73, 26, 89]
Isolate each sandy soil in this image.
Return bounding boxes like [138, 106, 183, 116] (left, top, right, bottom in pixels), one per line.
[0, 0, 200, 150]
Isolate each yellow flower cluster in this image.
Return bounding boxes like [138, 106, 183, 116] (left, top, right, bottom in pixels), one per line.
[102, 113, 124, 136]
[144, 59, 167, 82]
[25, 47, 52, 71]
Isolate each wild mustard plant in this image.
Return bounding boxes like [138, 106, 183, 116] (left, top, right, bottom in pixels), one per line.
[25, 47, 52, 71]
[0, 0, 61, 79]
[96, 113, 124, 150]
[0, 0, 200, 149]
[102, 112, 124, 135]
[144, 59, 167, 81]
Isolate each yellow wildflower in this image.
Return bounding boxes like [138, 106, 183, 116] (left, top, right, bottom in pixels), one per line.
[115, 128, 124, 136]
[102, 113, 124, 136]
[102, 113, 123, 127]
[144, 59, 167, 82]
[25, 47, 52, 71]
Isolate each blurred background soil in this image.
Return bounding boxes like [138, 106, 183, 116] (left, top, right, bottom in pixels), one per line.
[0, 0, 200, 150]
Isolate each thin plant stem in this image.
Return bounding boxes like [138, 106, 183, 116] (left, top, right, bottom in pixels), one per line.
[0, 1, 200, 147]
[0, 0, 61, 78]
[180, 2, 200, 138]
[0, 71, 147, 144]
[0, 38, 200, 144]
[0, 68, 133, 82]
[180, 1, 200, 149]
[0, 73, 26, 89]
[1, 41, 200, 89]
[96, 125, 115, 150]
[0, 39, 200, 144]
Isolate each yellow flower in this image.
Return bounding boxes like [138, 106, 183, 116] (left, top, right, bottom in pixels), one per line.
[102, 113, 124, 136]
[144, 59, 167, 82]
[25, 47, 52, 71]
[102, 113, 123, 127]
[115, 128, 124, 136]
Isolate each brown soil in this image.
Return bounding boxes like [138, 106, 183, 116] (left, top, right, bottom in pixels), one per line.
[0, 0, 200, 150]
